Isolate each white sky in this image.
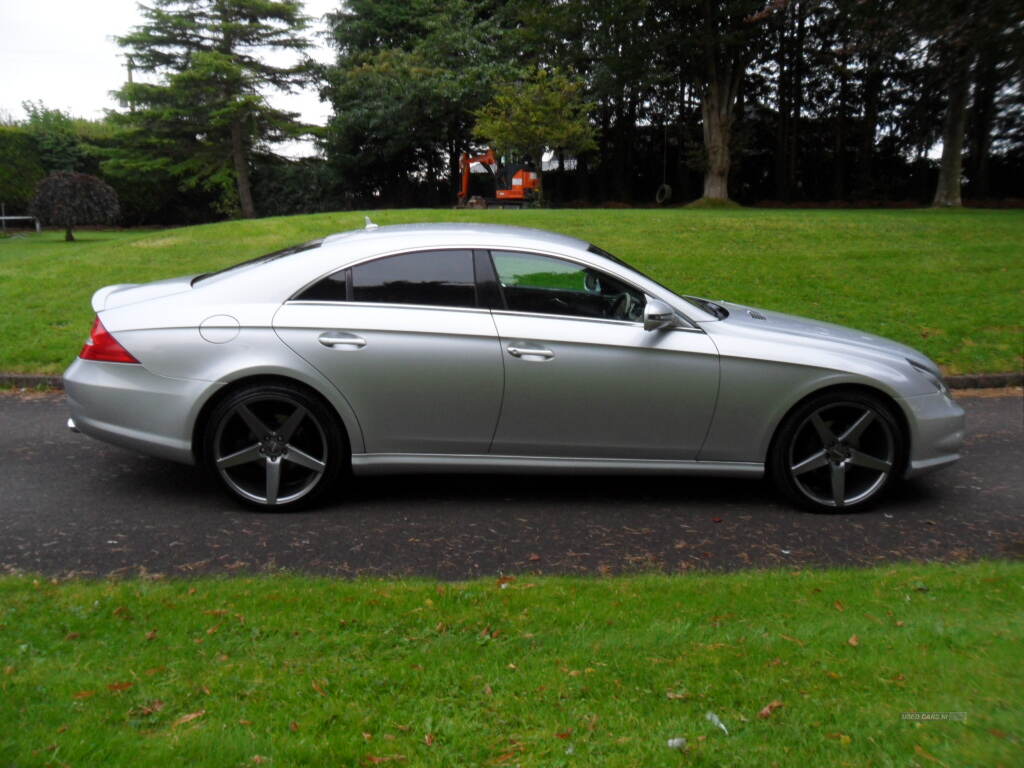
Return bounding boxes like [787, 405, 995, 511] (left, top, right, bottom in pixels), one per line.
[0, 0, 338, 157]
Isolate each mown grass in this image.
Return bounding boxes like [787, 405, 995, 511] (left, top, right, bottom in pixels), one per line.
[1, 562, 1021, 766]
[0, 208, 1021, 374]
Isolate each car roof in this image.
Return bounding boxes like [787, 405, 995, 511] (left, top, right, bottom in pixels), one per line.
[319, 222, 592, 254]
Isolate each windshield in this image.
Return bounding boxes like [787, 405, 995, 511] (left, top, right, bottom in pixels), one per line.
[192, 238, 325, 285]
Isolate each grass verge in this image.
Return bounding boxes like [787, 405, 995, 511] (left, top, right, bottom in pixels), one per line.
[1, 561, 1021, 766]
[0, 208, 1021, 374]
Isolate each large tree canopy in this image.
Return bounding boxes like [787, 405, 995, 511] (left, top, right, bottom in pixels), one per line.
[112, 0, 312, 218]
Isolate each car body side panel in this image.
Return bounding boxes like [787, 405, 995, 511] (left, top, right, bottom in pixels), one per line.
[698, 321, 964, 468]
[96, 306, 368, 455]
[273, 302, 504, 454]
[489, 313, 720, 459]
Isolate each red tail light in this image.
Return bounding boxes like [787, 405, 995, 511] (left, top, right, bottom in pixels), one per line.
[80, 317, 139, 363]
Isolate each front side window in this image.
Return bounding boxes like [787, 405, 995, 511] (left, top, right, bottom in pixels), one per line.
[296, 249, 477, 308]
[491, 251, 646, 322]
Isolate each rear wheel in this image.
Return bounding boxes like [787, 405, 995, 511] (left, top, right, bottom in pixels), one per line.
[203, 383, 347, 510]
[769, 389, 906, 512]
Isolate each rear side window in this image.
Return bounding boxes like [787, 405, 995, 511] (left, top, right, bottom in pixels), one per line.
[296, 250, 477, 309]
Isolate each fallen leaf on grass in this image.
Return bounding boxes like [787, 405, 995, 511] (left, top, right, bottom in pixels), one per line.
[484, 684, 494, 696]
[826, 732, 852, 744]
[848, 635, 859, 647]
[833, 601, 845, 612]
[251, 757, 270, 764]
[138, 700, 165, 716]
[555, 729, 573, 739]
[989, 728, 1008, 739]
[239, 719, 253, 725]
[780, 634, 805, 646]
[146, 629, 158, 641]
[65, 632, 81, 641]
[73, 690, 96, 700]
[108, 681, 134, 692]
[172, 710, 206, 728]
[311, 679, 327, 696]
[767, 658, 782, 667]
[424, 733, 435, 746]
[666, 691, 689, 700]
[289, 721, 300, 732]
[362, 732, 373, 741]
[914, 744, 945, 765]
[489, 753, 519, 765]
[758, 700, 784, 719]
[363, 756, 406, 765]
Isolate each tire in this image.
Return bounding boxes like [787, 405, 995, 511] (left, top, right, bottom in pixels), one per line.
[202, 382, 348, 510]
[768, 388, 906, 513]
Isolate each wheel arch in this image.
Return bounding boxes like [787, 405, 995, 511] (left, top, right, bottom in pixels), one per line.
[190, 372, 362, 464]
[764, 382, 911, 473]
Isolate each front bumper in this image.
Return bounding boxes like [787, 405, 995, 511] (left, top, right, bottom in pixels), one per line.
[63, 358, 221, 465]
[901, 390, 966, 479]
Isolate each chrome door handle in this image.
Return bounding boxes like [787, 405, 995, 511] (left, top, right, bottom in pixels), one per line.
[507, 345, 554, 360]
[318, 331, 366, 349]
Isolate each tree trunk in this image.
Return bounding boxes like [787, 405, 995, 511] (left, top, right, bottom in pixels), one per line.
[701, 82, 732, 201]
[65, 226, 74, 242]
[967, 49, 997, 199]
[933, 48, 972, 207]
[231, 118, 256, 219]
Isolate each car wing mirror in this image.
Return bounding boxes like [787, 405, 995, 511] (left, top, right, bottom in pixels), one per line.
[643, 297, 679, 332]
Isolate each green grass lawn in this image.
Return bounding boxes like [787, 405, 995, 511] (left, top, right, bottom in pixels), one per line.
[1, 562, 1020, 766]
[1, 208, 1021, 375]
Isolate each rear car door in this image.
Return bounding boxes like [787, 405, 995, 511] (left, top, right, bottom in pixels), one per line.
[485, 250, 719, 460]
[274, 249, 504, 455]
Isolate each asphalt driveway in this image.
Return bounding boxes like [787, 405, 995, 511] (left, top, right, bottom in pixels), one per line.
[1, 390, 1020, 579]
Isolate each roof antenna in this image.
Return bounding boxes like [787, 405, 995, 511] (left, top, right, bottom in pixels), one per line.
[364, 216, 379, 231]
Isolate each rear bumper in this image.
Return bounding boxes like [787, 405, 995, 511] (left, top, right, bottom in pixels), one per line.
[901, 391, 966, 479]
[63, 358, 220, 465]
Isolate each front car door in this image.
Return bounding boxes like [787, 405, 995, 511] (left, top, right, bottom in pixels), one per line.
[274, 249, 503, 455]
[485, 250, 720, 460]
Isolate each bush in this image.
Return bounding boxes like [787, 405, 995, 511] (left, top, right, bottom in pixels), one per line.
[0, 127, 46, 212]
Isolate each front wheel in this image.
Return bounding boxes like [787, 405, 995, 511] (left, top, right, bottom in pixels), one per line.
[769, 389, 906, 513]
[203, 383, 348, 510]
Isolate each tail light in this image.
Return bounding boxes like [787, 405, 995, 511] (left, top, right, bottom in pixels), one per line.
[80, 317, 139, 363]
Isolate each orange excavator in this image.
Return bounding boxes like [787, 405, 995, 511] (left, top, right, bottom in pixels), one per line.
[457, 148, 540, 208]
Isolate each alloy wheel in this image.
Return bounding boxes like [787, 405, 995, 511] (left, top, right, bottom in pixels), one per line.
[213, 394, 328, 506]
[787, 401, 895, 509]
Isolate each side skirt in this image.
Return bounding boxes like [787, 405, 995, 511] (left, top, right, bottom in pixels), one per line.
[351, 453, 764, 478]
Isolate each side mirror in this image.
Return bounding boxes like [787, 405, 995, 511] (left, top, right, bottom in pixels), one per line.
[643, 297, 678, 332]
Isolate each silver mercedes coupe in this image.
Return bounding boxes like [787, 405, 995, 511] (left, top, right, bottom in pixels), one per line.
[64, 221, 965, 512]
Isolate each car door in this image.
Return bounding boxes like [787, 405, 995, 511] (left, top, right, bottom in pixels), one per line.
[273, 249, 504, 455]
[486, 250, 719, 460]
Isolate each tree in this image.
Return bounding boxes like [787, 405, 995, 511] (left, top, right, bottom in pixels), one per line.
[473, 69, 597, 202]
[114, 0, 312, 218]
[323, 0, 516, 205]
[21, 101, 86, 173]
[662, 1, 782, 203]
[31, 172, 120, 241]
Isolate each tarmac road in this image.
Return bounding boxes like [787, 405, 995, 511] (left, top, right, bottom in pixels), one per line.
[1, 390, 1020, 579]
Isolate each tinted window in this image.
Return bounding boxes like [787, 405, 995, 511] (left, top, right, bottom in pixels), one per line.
[296, 269, 349, 301]
[294, 250, 477, 308]
[491, 251, 646, 322]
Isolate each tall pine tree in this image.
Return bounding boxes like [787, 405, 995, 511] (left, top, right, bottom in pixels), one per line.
[113, 0, 311, 218]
